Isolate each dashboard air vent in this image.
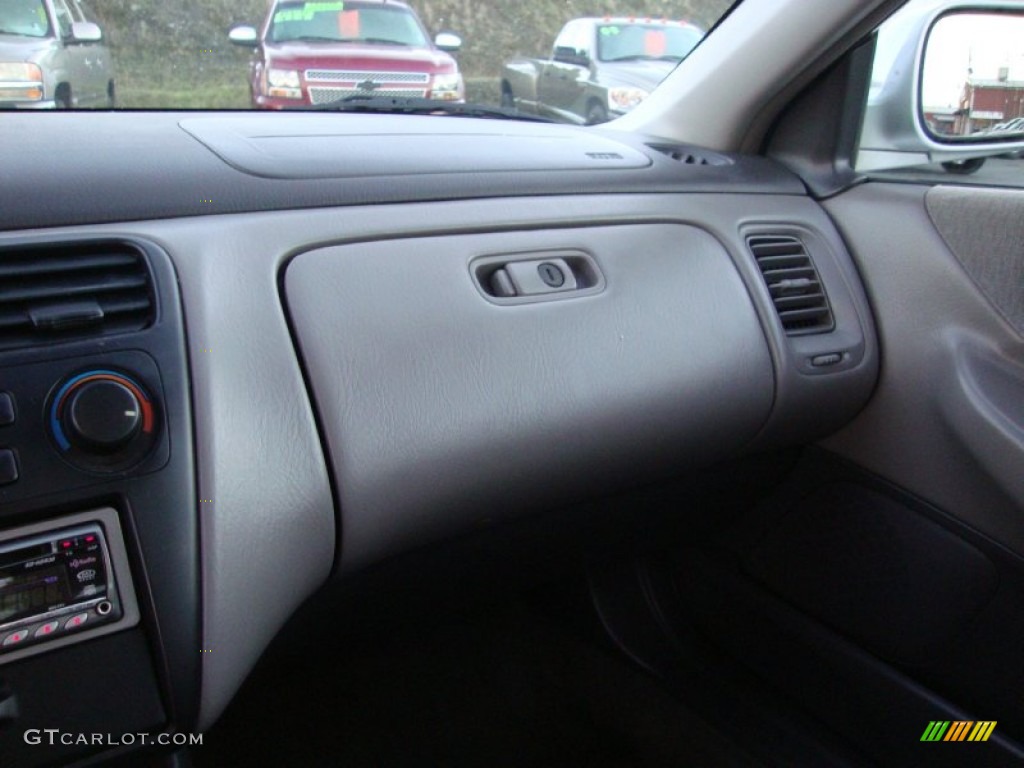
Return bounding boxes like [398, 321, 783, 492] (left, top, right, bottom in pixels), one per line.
[747, 235, 834, 336]
[648, 144, 732, 166]
[0, 242, 155, 350]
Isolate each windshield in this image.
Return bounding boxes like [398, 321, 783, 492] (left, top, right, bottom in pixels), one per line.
[596, 23, 705, 62]
[0, 1, 736, 117]
[268, 1, 429, 46]
[0, 0, 51, 38]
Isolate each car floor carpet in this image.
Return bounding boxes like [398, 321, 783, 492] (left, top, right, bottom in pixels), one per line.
[192, 595, 762, 768]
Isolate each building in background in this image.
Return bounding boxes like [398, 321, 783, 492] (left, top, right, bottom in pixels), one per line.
[954, 68, 1024, 134]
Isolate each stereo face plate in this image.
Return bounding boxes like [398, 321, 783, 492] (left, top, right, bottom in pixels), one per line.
[0, 508, 139, 665]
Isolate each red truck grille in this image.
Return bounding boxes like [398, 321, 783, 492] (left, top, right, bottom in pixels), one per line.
[309, 86, 428, 104]
[305, 70, 430, 84]
[305, 70, 430, 103]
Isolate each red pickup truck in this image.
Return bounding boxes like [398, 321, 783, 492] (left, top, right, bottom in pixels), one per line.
[229, 0, 463, 110]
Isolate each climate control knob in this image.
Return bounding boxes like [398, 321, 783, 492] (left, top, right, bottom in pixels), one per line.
[49, 370, 157, 470]
[64, 379, 142, 452]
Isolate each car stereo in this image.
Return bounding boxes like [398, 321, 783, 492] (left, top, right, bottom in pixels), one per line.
[0, 508, 139, 664]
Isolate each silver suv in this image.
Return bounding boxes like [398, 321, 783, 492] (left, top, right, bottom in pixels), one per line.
[0, 0, 113, 108]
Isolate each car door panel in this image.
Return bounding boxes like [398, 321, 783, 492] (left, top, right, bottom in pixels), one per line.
[538, 61, 581, 119]
[925, 186, 1024, 335]
[821, 182, 1024, 556]
[67, 0, 104, 103]
[50, 0, 83, 103]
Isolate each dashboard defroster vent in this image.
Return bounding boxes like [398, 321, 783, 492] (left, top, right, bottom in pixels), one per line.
[648, 144, 732, 166]
[747, 234, 834, 336]
[0, 242, 155, 350]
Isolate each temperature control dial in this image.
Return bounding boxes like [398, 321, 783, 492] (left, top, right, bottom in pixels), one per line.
[49, 370, 158, 471]
[65, 379, 142, 451]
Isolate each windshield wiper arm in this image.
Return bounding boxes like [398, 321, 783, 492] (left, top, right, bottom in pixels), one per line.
[603, 54, 679, 62]
[275, 36, 408, 45]
[279, 35, 343, 43]
[304, 94, 555, 122]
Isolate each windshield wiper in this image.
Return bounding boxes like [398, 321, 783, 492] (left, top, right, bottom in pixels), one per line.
[275, 36, 410, 45]
[277, 35, 344, 43]
[604, 54, 682, 62]
[359, 37, 409, 46]
[304, 94, 555, 122]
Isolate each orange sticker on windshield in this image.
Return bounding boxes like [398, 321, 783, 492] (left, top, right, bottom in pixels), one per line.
[644, 30, 667, 56]
[338, 9, 359, 37]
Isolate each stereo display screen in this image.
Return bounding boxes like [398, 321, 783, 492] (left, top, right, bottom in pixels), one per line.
[0, 566, 73, 624]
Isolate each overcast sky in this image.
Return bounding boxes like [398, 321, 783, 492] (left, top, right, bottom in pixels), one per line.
[922, 13, 1024, 108]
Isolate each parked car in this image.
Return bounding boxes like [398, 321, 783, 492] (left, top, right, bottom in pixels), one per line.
[501, 17, 704, 124]
[0, 0, 114, 108]
[984, 118, 1024, 158]
[229, 0, 463, 109]
[988, 116, 1024, 134]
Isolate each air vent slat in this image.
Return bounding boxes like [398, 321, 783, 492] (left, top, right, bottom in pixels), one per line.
[756, 254, 813, 267]
[773, 293, 827, 309]
[101, 296, 154, 314]
[0, 313, 26, 329]
[0, 243, 154, 350]
[746, 243, 804, 258]
[0, 275, 148, 303]
[647, 144, 733, 167]
[762, 268, 817, 282]
[747, 234, 834, 336]
[0, 252, 138, 279]
[779, 306, 832, 318]
[769, 278, 821, 294]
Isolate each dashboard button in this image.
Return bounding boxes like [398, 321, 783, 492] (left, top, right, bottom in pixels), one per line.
[2, 629, 29, 646]
[0, 392, 14, 426]
[34, 621, 60, 639]
[64, 613, 89, 631]
[0, 450, 18, 486]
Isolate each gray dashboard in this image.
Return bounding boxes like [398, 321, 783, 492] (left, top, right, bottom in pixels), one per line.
[0, 112, 802, 231]
[0, 112, 877, 759]
[86, 190, 875, 728]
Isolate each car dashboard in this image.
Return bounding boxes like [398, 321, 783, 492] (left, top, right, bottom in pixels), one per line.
[0, 111, 878, 766]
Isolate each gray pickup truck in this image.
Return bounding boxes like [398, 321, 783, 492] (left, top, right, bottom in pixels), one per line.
[501, 17, 703, 124]
[0, 0, 114, 108]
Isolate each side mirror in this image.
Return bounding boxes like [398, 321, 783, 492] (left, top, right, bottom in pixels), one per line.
[858, 2, 1024, 172]
[228, 25, 259, 46]
[69, 21, 102, 43]
[553, 46, 589, 67]
[434, 32, 461, 53]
